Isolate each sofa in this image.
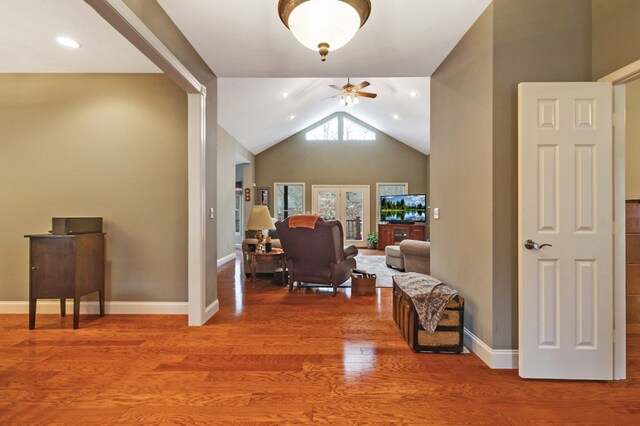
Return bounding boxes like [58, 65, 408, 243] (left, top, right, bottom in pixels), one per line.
[241, 229, 282, 276]
[399, 239, 430, 275]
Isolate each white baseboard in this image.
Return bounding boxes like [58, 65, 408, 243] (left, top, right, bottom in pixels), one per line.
[464, 327, 518, 369]
[203, 299, 219, 323]
[216, 252, 236, 267]
[0, 300, 188, 315]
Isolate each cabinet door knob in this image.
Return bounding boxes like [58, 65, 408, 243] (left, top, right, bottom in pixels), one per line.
[31, 266, 37, 270]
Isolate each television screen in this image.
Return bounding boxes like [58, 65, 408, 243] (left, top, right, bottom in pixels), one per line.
[380, 194, 427, 223]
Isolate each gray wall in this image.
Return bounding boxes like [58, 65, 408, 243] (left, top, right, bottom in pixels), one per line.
[592, 0, 640, 80]
[123, 0, 219, 306]
[255, 112, 429, 235]
[218, 127, 255, 258]
[217, 127, 237, 260]
[431, 4, 495, 347]
[0, 74, 188, 302]
[431, 0, 593, 349]
[491, 0, 592, 348]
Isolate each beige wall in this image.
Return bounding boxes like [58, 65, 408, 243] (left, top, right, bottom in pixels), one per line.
[255, 113, 429, 235]
[627, 79, 640, 199]
[431, 4, 495, 346]
[0, 74, 188, 302]
[592, 0, 640, 80]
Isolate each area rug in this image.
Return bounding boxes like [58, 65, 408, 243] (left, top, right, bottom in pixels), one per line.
[341, 253, 400, 288]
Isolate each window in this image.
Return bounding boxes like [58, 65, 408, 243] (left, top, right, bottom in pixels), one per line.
[306, 117, 338, 140]
[376, 183, 408, 222]
[343, 117, 376, 140]
[274, 183, 305, 220]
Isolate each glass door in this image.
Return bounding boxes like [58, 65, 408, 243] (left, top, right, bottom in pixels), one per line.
[312, 185, 370, 246]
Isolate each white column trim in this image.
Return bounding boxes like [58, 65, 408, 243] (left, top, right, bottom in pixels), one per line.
[612, 85, 627, 380]
[599, 58, 640, 85]
[187, 93, 208, 326]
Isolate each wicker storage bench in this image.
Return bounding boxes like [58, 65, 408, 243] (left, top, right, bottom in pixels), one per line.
[392, 281, 464, 353]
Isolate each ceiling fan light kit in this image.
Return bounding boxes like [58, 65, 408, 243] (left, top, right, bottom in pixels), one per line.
[278, 0, 371, 62]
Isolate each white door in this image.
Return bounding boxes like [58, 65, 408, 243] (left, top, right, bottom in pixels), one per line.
[312, 186, 370, 246]
[518, 82, 613, 379]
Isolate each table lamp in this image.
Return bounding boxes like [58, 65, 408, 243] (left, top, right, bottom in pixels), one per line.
[246, 205, 274, 253]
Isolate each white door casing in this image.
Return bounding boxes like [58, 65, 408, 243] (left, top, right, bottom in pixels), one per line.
[518, 82, 613, 379]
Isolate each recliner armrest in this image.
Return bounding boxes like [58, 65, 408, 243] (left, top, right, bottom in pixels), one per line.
[344, 245, 358, 260]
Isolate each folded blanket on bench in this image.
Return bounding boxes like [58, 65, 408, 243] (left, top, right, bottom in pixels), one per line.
[393, 273, 458, 333]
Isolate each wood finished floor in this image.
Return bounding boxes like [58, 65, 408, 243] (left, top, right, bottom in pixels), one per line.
[1, 250, 639, 424]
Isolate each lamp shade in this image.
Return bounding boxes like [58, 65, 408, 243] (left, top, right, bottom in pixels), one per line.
[246, 206, 274, 231]
[279, 0, 371, 61]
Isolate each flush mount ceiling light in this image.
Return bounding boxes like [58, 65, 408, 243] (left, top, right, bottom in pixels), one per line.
[278, 0, 371, 62]
[56, 36, 80, 49]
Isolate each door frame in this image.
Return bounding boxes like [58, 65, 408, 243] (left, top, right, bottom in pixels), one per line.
[599, 58, 640, 380]
[311, 184, 371, 246]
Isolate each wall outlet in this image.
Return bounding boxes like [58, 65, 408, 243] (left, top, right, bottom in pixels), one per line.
[433, 207, 439, 220]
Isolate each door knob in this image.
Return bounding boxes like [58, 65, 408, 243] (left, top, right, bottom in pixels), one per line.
[524, 239, 552, 250]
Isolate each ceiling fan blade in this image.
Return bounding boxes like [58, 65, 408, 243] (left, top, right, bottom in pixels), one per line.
[357, 92, 377, 98]
[321, 94, 341, 101]
[352, 81, 370, 91]
[329, 85, 343, 91]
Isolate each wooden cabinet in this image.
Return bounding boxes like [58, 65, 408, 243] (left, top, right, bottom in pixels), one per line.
[25, 233, 105, 329]
[378, 223, 427, 249]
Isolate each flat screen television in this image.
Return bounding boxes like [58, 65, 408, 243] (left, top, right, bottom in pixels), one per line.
[380, 194, 427, 223]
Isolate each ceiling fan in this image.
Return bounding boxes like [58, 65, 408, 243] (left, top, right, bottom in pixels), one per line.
[328, 78, 377, 107]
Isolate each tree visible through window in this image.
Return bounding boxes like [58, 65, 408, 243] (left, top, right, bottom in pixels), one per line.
[343, 117, 376, 140]
[305, 117, 338, 140]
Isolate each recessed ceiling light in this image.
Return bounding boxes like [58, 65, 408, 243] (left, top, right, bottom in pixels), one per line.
[289, 114, 296, 120]
[409, 91, 418, 97]
[282, 92, 289, 98]
[392, 113, 400, 120]
[56, 36, 81, 49]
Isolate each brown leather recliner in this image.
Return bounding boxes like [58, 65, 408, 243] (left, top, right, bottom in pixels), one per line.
[275, 217, 358, 296]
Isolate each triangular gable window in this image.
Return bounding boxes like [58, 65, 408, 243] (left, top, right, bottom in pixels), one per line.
[343, 117, 376, 140]
[306, 117, 338, 140]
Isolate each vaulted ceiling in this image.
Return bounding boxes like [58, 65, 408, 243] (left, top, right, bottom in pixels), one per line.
[0, 0, 491, 155]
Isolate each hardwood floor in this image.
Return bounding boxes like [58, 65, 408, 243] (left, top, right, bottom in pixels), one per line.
[1, 251, 639, 424]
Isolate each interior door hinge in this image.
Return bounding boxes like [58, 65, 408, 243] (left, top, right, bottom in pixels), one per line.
[612, 112, 616, 127]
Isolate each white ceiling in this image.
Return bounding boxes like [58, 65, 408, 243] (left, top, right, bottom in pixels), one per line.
[0, 0, 159, 73]
[0, 0, 491, 156]
[159, 0, 490, 155]
[219, 77, 430, 155]
[157, 0, 490, 78]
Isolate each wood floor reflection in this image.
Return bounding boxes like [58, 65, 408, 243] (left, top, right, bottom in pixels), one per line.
[1, 250, 639, 424]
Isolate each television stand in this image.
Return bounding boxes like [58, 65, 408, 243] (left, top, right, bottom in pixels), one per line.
[378, 223, 426, 249]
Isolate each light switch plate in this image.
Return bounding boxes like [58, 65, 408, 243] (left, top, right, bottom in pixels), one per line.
[434, 207, 439, 220]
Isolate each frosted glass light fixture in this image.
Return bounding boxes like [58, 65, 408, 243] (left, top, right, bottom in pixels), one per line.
[278, 0, 371, 62]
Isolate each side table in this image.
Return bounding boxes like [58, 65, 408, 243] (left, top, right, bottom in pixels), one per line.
[250, 249, 286, 287]
[25, 233, 105, 329]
